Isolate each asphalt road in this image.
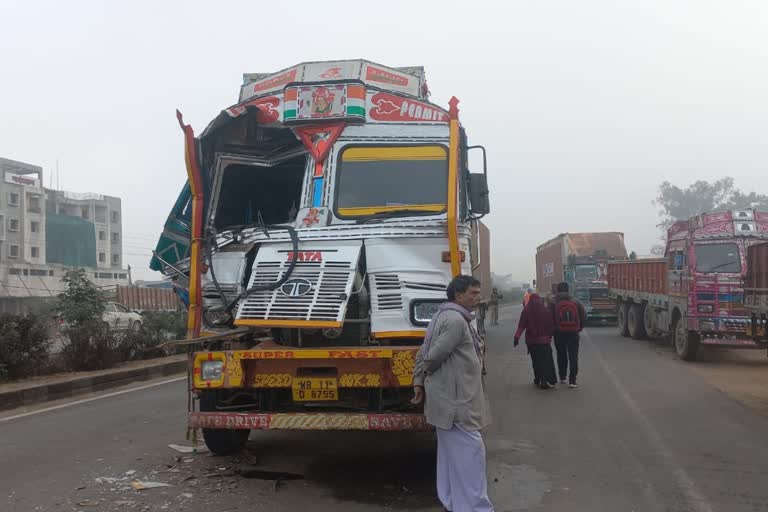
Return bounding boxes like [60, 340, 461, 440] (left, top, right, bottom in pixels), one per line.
[3, 305, 768, 511]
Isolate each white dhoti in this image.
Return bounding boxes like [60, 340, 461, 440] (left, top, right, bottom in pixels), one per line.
[436, 424, 494, 512]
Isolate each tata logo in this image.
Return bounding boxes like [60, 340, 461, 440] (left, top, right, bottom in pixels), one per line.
[287, 251, 323, 262]
[280, 278, 313, 297]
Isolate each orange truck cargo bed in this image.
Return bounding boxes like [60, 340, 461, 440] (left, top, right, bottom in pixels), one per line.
[608, 259, 667, 295]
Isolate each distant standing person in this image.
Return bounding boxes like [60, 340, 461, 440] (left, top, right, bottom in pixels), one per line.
[551, 282, 587, 388]
[523, 288, 534, 308]
[546, 282, 558, 307]
[412, 275, 494, 512]
[513, 293, 557, 389]
[489, 287, 503, 325]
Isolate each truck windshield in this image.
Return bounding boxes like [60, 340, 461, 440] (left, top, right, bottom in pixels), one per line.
[575, 265, 598, 280]
[214, 156, 306, 230]
[695, 243, 742, 273]
[334, 145, 448, 218]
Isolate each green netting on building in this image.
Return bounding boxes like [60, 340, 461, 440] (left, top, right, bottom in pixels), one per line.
[45, 213, 97, 267]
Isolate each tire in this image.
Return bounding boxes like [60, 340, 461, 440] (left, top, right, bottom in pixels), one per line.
[673, 316, 700, 361]
[199, 391, 250, 455]
[643, 305, 655, 338]
[617, 302, 630, 337]
[130, 321, 142, 333]
[628, 303, 647, 340]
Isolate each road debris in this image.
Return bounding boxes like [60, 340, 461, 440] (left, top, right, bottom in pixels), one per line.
[168, 443, 208, 454]
[76, 499, 100, 506]
[131, 480, 173, 490]
[236, 468, 304, 481]
[112, 500, 137, 507]
[95, 477, 127, 485]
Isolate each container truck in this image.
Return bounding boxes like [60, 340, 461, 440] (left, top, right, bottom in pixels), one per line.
[151, 60, 492, 454]
[535, 232, 627, 322]
[608, 210, 768, 361]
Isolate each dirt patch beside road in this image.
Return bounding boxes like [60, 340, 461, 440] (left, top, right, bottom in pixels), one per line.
[680, 347, 768, 417]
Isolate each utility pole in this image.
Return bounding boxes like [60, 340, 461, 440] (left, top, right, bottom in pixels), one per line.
[127, 264, 133, 286]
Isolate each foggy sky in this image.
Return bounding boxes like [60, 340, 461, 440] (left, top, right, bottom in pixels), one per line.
[1, 0, 767, 282]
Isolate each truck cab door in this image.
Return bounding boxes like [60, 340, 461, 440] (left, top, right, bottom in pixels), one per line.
[668, 249, 687, 296]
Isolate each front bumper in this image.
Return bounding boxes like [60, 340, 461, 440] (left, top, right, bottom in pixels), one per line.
[189, 412, 430, 431]
[698, 336, 762, 348]
[695, 316, 764, 348]
[189, 346, 425, 431]
[586, 311, 617, 321]
[191, 347, 418, 390]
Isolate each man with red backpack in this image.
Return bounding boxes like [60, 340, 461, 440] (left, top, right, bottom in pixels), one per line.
[552, 282, 587, 388]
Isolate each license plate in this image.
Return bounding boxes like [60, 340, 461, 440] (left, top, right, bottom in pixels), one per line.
[292, 377, 338, 401]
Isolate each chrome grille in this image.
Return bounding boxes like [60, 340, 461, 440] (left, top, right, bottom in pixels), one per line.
[235, 243, 361, 323]
[370, 274, 447, 312]
[371, 274, 403, 311]
[404, 281, 446, 292]
[374, 274, 401, 290]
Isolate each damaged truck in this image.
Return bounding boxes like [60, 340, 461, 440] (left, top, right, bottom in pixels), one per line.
[151, 60, 491, 454]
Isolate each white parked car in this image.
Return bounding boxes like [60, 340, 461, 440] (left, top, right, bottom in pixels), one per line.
[104, 302, 143, 332]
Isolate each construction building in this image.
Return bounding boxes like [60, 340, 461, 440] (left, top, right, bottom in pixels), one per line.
[0, 157, 129, 312]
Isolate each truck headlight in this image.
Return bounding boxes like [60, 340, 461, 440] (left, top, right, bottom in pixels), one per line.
[201, 361, 224, 381]
[698, 304, 713, 313]
[700, 321, 716, 331]
[411, 300, 442, 326]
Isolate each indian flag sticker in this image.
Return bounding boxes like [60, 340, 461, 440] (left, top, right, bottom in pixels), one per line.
[284, 87, 298, 120]
[345, 85, 366, 119]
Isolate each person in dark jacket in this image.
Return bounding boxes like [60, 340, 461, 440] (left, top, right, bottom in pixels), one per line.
[513, 293, 557, 389]
[551, 282, 587, 388]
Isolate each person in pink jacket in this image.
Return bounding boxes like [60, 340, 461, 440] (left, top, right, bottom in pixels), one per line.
[513, 293, 557, 389]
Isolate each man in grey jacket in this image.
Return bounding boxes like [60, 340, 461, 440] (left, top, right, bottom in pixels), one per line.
[413, 275, 494, 512]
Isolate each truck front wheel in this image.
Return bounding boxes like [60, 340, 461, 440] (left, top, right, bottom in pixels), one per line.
[617, 302, 630, 337]
[673, 317, 700, 361]
[199, 391, 250, 455]
[628, 303, 647, 340]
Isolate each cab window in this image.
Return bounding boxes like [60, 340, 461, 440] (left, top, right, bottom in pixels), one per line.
[334, 145, 448, 218]
[668, 250, 685, 271]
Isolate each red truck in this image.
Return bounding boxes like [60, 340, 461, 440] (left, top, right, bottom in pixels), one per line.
[745, 242, 768, 342]
[608, 210, 768, 361]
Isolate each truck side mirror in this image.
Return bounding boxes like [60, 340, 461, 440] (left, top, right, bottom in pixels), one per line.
[467, 145, 490, 215]
[469, 174, 490, 215]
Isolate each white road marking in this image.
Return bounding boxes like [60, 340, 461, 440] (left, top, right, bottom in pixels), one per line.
[584, 329, 715, 512]
[0, 376, 187, 423]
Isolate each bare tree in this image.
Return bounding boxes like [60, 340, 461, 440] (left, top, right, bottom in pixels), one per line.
[654, 178, 768, 231]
